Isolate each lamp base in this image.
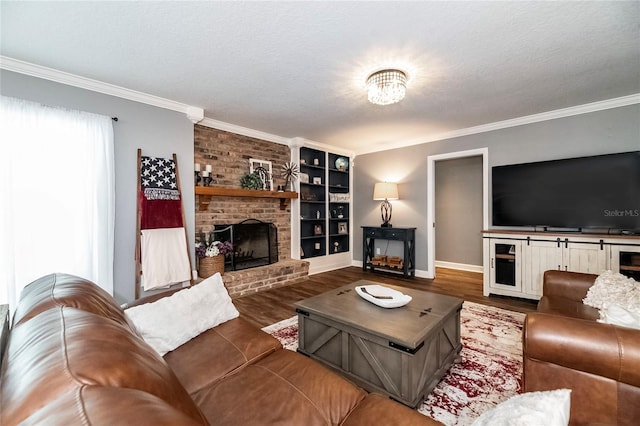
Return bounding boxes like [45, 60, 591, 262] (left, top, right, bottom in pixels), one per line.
[380, 200, 393, 229]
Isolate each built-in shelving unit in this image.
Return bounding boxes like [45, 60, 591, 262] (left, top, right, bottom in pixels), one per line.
[328, 152, 350, 256]
[299, 148, 327, 259]
[298, 147, 351, 262]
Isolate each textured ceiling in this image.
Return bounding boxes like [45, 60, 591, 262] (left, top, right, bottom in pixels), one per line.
[2, 2, 639, 154]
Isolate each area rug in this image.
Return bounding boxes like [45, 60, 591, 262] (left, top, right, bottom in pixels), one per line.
[262, 301, 525, 426]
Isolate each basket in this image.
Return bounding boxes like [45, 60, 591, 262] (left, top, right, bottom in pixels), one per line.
[199, 255, 225, 278]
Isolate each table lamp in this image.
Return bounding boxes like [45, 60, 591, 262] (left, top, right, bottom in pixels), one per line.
[373, 182, 399, 227]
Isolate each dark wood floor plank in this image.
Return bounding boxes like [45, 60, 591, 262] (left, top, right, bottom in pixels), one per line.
[233, 267, 537, 328]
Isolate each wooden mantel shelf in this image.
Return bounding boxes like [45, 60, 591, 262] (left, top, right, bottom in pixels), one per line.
[195, 186, 298, 211]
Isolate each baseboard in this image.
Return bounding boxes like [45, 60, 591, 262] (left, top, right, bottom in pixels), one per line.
[435, 261, 483, 273]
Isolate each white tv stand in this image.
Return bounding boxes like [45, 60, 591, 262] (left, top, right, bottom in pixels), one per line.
[483, 230, 640, 300]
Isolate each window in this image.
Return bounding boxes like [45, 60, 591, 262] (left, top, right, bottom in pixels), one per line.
[0, 96, 115, 311]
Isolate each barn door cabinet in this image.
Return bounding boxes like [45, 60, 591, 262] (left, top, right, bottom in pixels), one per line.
[483, 230, 640, 300]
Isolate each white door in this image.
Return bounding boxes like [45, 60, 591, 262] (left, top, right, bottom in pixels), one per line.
[564, 242, 608, 275]
[524, 240, 562, 298]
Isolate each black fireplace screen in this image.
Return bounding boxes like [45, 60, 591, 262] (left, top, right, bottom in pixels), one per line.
[212, 219, 278, 271]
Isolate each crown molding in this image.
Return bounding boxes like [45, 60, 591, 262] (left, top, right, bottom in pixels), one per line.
[289, 137, 356, 158]
[197, 117, 291, 145]
[0, 56, 204, 123]
[198, 119, 356, 157]
[355, 93, 640, 155]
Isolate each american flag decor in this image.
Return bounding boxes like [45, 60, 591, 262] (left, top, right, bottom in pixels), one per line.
[141, 156, 180, 201]
[139, 155, 183, 230]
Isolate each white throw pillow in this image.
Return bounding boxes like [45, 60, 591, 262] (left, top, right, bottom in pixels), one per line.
[472, 389, 571, 426]
[599, 303, 640, 330]
[583, 271, 640, 312]
[125, 273, 239, 356]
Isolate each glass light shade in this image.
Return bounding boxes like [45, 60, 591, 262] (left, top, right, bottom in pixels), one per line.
[366, 69, 407, 105]
[373, 182, 399, 200]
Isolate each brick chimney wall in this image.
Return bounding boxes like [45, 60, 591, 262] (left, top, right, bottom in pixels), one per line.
[194, 125, 308, 296]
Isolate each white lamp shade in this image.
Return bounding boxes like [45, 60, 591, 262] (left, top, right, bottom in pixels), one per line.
[373, 182, 399, 200]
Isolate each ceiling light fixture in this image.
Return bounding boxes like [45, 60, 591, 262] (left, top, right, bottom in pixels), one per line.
[366, 69, 407, 106]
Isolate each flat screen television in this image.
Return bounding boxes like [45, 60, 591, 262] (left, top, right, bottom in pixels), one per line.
[492, 151, 640, 234]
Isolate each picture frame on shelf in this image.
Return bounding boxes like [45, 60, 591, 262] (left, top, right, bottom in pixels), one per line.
[338, 222, 348, 234]
[329, 192, 350, 202]
[299, 172, 309, 183]
[314, 224, 323, 235]
[313, 177, 322, 185]
[300, 190, 316, 201]
[249, 158, 273, 191]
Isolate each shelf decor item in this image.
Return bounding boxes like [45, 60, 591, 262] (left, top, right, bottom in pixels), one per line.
[240, 172, 263, 190]
[335, 157, 349, 171]
[338, 222, 348, 234]
[281, 161, 299, 191]
[329, 193, 350, 203]
[249, 158, 273, 191]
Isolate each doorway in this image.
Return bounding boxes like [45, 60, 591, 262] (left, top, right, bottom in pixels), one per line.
[426, 148, 488, 279]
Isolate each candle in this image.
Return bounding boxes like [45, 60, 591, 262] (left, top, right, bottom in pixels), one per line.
[202, 171, 209, 177]
[205, 165, 212, 173]
[195, 163, 201, 172]
[313, 158, 319, 166]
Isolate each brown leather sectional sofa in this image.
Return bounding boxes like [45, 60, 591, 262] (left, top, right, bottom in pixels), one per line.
[1, 273, 440, 425]
[523, 270, 640, 425]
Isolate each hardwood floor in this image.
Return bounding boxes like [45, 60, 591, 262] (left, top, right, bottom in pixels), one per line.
[233, 266, 538, 328]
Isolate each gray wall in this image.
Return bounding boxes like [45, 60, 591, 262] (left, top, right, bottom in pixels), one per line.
[435, 156, 483, 266]
[354, 104, 640, 272]
[1, 70, 195, 304]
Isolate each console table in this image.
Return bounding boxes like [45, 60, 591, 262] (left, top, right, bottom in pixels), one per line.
[362, 226, 416, 277]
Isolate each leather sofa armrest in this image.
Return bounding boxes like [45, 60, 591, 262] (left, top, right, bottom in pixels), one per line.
[542, 270, 597, 302]
[523, 312, 640, 388]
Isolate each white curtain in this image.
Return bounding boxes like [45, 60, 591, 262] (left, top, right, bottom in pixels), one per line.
[0, 96, 115, 312]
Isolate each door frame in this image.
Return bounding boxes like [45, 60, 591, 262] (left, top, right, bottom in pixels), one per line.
[426, 148, 489, 278]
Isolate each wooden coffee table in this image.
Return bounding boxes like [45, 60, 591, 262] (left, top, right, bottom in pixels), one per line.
[295, 280, 462, 408]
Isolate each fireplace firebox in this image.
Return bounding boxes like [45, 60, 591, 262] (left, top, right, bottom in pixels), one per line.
[209, 219, 278, 271]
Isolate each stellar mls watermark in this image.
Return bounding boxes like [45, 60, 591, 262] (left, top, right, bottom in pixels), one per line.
[603, 209, 640, 217]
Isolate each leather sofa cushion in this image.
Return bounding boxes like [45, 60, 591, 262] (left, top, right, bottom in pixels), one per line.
[537, 296, 599, 321]
[1, 307, 206, 425]
[19, 387, 205, 426]
[191, 348, 367, 425]
[12, 273, 132, 330]
[342, 393, 442, 426]
[164, 317, 281, 394]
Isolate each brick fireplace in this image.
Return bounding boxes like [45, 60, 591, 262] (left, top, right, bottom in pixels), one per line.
[194, 125, 308, 297]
